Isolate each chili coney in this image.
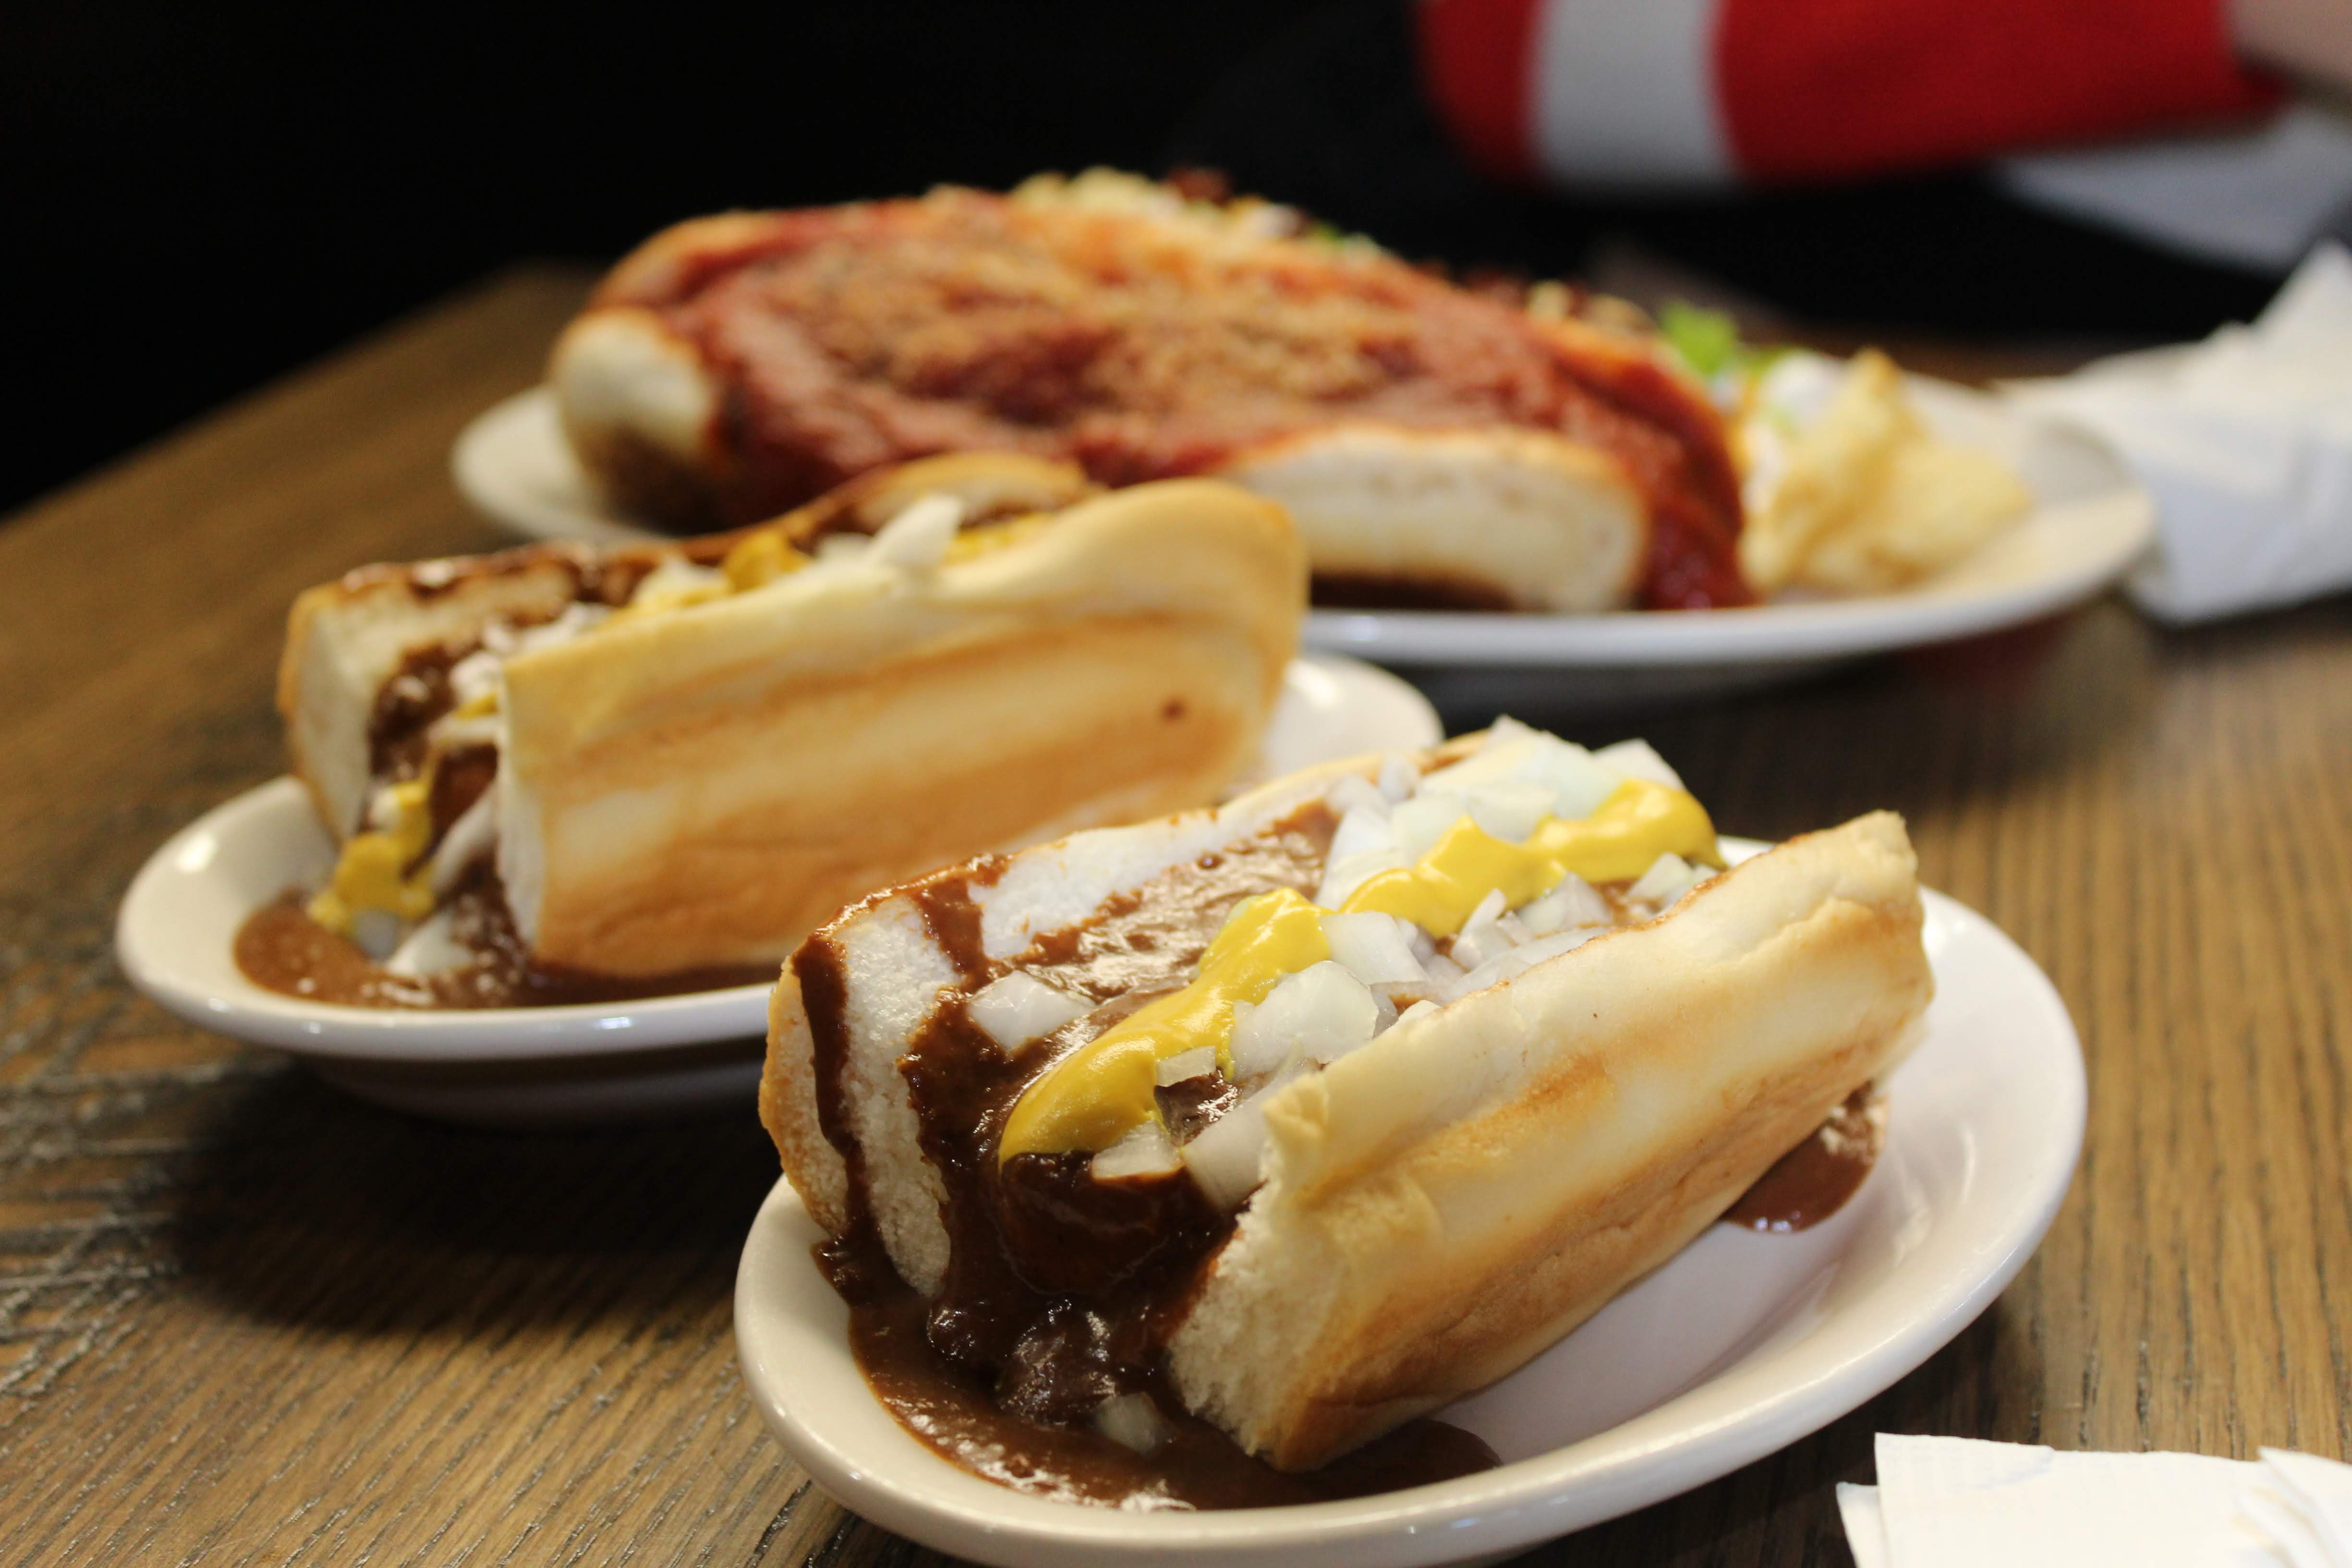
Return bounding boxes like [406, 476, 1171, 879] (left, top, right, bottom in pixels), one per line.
[551, 170, 1750, 612]
[263, 454, 1302, 1002]
[761, 721, 1932, 1482]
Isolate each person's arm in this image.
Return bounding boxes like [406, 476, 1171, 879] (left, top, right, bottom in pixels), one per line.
[1418, 0, 2280, 188]
[2231, 0, 2352, 94]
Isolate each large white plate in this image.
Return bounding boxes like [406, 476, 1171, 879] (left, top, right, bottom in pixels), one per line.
[455, 381, 2153, 707]
[114, 656, 1438, 1127]
[733, 864, 2084, 1566]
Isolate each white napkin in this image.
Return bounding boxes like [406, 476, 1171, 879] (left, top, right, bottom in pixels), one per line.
[2006, 242, 2352, 625]
[1838, 1434, 2352, 1568]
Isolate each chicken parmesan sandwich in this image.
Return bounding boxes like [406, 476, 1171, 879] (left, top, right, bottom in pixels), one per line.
[553, 170, 1750, 613]
[248, 455, 1301, 1008]
[761, 721, 1932, 1498]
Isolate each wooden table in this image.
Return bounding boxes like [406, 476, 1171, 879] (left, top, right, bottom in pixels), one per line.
[3, 268, 2346, 1566]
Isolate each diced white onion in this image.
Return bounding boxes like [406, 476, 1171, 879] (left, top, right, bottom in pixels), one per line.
[1323, 772, 1390, 823]
[1517, 874, 1610, 936]
[1595, 739, 1686, 794]
[505, 601, 611, 656]
[1628, 852, 1697, 906]
[1181, 1077, 1288, 1211]
[868, 492, 967, 570]
[1404, 923, 1436, 963]
[1449, 925, 1606, 1003]
[1154, 1046, 1219, 1087]
[624, 556, 727, 612]
[1447, 954, 1510, 1001]
[1448, 888, 1513, 971]
[1480, 715, 1543, 752]
[1319, 912, 1428, 986]
[1313, 846, 1406, 911]
[1372, 977, 1438, 1010]
[1460, 780, 1552, 843]
[965, 970, 1091, 1054]
[814, 533, 870, 563]
[1390, 794, 1467, 860]
[1376, 753, 1419, 804]
[364, 782, 405, 833]
[1419, 737, 1536, 800]
[1445, 727, 1619, 821]
[1092, 1392, 1172, 1454]
[1395, 999, 1440, 1027]
[1449, 924, 1510, 974]
[384, 908, 466, 977]
[1496, 912, 1532, 945]
[1327, 804, 1394, 863]
[448, 647, 502, 710]
[1517, 739, 1620, 821]
[1227, 961, 1377, 1079]
[1091, 1118, 1183, 1181]
[350, 908, 406, 962]
[1420, 950, 1466, 989]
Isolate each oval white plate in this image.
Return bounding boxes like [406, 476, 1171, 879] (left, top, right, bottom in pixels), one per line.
[733, 864, 2084, 1566]
[115, 656, 1438, 1127]
[456, 380, 2152, 705]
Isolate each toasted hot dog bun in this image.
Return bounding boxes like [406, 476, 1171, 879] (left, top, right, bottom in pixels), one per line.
[279, 457, 1303, 976]
[763, 746, 1931, 1469]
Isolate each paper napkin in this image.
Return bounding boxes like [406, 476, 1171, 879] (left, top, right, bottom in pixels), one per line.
[2006, 242, 2352, 625]
[1838, 1434, 2352, 1568]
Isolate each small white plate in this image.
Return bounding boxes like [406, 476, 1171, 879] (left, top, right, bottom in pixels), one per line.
[454, 381, 2154, 714]
[733, 864, 2084, 1566]
[115, 656, 1438, 1127]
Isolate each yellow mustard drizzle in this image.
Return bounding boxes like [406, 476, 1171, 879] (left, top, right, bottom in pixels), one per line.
[1341, 779, 1720, 937]
[307, 777, 437, 936]
[996, 889, 1330, 1161]
[943, 512, 1053, 562]
[995, 778, 1722, 1159]
[720, 530, 810, 593]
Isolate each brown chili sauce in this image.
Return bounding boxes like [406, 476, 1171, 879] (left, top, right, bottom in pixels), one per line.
[233, 866, 772, 1010]
[1723, 1087, 1888, 1232]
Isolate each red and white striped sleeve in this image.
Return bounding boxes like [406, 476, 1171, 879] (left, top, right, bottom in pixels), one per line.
[1416, 0, 2279, 188]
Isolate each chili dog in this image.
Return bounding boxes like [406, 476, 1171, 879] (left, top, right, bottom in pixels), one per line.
[262, 455, 1301, 1002]
[762, 723, 1931, 1487]
[551, 170, 1751, 612]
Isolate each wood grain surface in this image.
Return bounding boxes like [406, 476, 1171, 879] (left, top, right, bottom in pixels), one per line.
[0, 268, 2345, 1566]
